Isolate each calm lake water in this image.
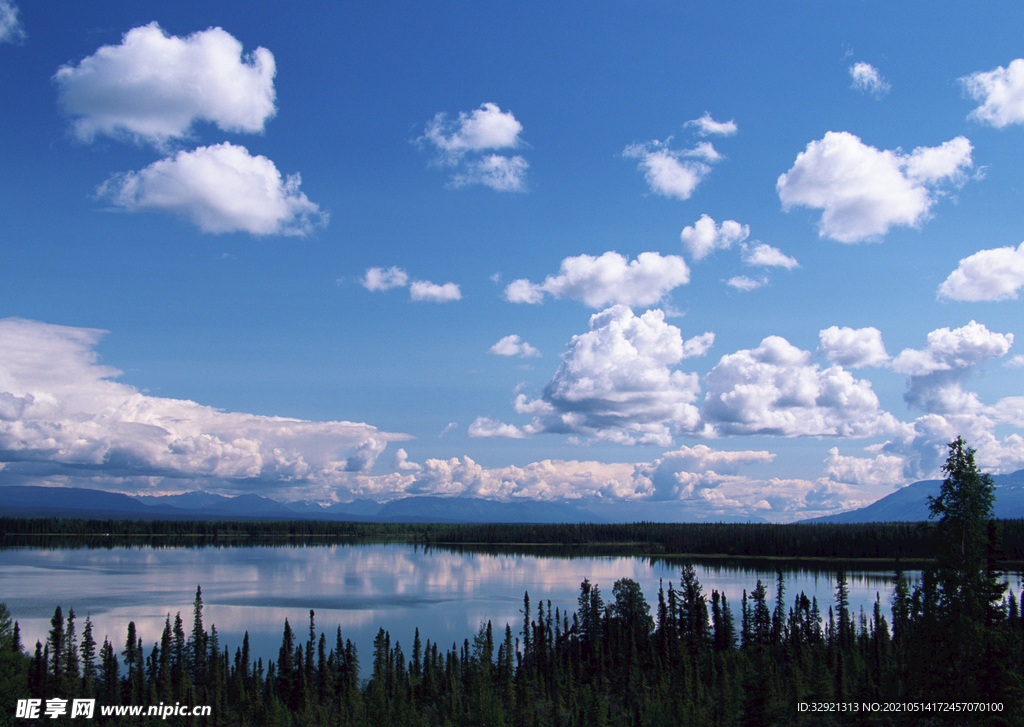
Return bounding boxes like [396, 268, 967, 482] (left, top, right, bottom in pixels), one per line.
[0, 543, 937, 664]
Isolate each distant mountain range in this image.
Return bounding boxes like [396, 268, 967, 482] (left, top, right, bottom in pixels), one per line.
[0, 485, 767, 524]
[2, 469, 1022, 524]
[800, 469, 1024, 523]
[0, 486, 604, 523]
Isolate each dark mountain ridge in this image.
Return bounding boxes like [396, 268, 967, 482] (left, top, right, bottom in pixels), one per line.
[800, 468, 1024, 523]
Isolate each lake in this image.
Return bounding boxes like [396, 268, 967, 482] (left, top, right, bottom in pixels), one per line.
[0, 542, 931, 664]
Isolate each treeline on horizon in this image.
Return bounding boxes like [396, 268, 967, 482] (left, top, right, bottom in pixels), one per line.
[3, 516, 1024, 561]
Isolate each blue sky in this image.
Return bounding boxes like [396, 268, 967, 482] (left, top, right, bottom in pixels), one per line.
[2, 0, 1023, 521]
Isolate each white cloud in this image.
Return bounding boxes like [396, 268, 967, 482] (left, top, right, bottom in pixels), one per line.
[776, 131, 973, 243]
[362, 266, 409, 291]
[891, 320, 1013, 376]
[702, 335, 897, 437]
[508, 305, 705, 446]
[54, 22, 276, 146]
[489, 335, 540, 358]
[1005, 355, 1024, 369]
[338, 447, 881, 519]
[504, 251, 690, 308]
[421, 102, 523, 157]
[823, 447, 904, 486]
[726, 275, 765, 291]
[742, 243, 799, 269]
[0, 0, 25, 44]
[467, 417, 528, 439]
[360, 267, 460, 302]
[634, 444, 774, 501]
[891, 320, 1013, 414]
[419, 103, 527, 191]
[409, 280, 461, 302]
[503, 279, 543, 304]
[817, 326, 889, 368]
[962, 59, 1024, 128]
[451, 154, 528, 192]
[98, 142, 326, 236]
[623, 139, 720, 200]
[0, 318, 409, 499]
[681, 331, 715, 358]
[685, 113, 737, 137]
[937, 242, 1024, 301]
[392, 448, 422, 472]
[406, 456, 640, 501]
[346, 450, 905, 520]
[877, 411, 1024, 482]
[343, 438, 387, 472]
[680, 214, 750, 260]
[849, 62, 890, 97]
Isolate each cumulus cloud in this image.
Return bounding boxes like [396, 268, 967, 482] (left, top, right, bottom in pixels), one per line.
[680, 214, 750, 260]
[681, 331, 716, 358]
[360, 267, 461, 302]
[54, 22, 276, 146]
[1005, 355, 1024, 369]
[876, 411, 1024, 482]
[0, 0, 24, 44]
[623, 138, 722, 200]
[421, 102, 523, 157]
[337, 446, 882, 520]
[742, 243, 799, 269]
[685, 113, 737, 137]
[634, 444, 774, 501]
[343, 438, 387, 472]
[451, 154, 528, 192]
[726, 275, 765, 291]
[891, 320, 1013, 414]
[409, 280, 461, 302]
[467, 417, 528, 439]
[937, 242, 1024, 301]
[817, 326, 889, 368]
[507, 306, 707, 446]
[0, 318, 409, 498]
[489, 335, 540, 358]
[823, 446, 904, 486]
[702, 335, 897, 437]
[98, 142, 326, 235]
[777, 131, 973, 242]
[419, 102, 527, 191]
[404, 456, 640, 501]
[849, 62, 890, 97]
[392, 448, 422, 472]
[962, 59, 1024, 128]
[346, 451, 901, 520]
[504, 251, 690, 308]
[890, 320, 1013, 377]
[361, 266, 409, 291]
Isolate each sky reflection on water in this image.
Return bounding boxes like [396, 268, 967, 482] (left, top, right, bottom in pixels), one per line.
[1, 543, 929, 664]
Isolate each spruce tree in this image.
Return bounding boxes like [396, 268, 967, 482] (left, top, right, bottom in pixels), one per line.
[925, 436, 1014, 712]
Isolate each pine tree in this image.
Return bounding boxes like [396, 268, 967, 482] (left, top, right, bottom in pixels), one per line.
[80, 615, 97, 694]
[46, 606, 64, 693]
[189, 585, 207, 686]
[924, 436, 1016, 713]
[64, 608, 79, 687]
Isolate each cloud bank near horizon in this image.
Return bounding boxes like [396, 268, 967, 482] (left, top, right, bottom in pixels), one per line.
[2, 316, 1021, 522]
